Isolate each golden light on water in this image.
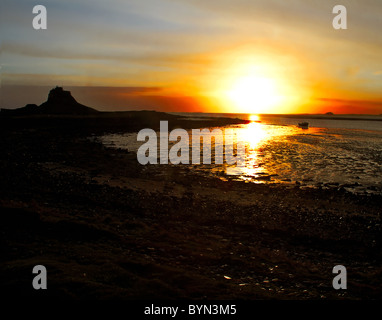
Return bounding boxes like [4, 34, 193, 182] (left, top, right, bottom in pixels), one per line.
[227, 120, 312, 180]
[241, 119, 268, 149]
[226, 120, 270, 178]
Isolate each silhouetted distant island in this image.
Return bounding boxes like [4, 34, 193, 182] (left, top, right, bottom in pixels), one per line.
[1, 86, 99, 116]
[0, 86, 250, 134]
[325, 112, 334, 115]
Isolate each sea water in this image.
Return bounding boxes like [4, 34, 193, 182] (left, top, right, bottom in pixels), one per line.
[99, 114, 382, 195]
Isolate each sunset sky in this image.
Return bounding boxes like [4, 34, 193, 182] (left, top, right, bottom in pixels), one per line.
[2, 0, 382, 114]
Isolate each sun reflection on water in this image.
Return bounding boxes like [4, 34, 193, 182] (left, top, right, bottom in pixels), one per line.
[226, 116, 270, 178]
[100, 116, 382, 193]
[226, 117, 317, 181]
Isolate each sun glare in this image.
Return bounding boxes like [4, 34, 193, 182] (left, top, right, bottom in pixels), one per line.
[249, 114, 260, 122]
[203, 52, 306, 114]
[227, 75, 282, 114]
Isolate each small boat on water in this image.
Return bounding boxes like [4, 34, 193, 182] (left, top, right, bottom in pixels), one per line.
[298, 122, 309, 129]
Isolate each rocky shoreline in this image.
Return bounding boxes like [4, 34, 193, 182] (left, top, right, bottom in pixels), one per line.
[1, 113, 381, 300]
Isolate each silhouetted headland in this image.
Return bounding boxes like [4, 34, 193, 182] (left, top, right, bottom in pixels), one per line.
[1, 86, 99, 116]
[0, 86, 248, 134]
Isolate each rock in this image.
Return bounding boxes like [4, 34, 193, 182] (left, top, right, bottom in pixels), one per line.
[1, 86, 99, 116]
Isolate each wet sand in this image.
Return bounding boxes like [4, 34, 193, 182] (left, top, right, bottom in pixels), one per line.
[1, 113, 381, 300]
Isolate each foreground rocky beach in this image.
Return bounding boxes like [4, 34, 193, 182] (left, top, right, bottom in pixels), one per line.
[1, 113, 381, 301]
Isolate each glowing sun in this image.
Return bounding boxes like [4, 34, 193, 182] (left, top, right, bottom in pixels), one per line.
[227, 75, 282, 113]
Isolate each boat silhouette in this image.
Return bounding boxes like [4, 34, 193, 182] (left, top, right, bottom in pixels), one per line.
[298, 122, 309, 129]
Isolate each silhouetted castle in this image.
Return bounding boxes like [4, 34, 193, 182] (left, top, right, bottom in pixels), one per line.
[1, 86, 99, 115]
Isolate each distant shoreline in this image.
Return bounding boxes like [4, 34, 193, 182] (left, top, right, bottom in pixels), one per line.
[0, 110, 250, 135]
[170, 112, 382, 122]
